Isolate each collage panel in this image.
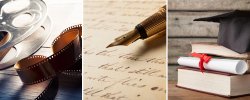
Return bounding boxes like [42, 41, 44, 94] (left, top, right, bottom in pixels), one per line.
[169, 0, 250, 100]
[83, 0, 166, 100]
[1, 0, 250, 100]
[0, 0, 82, 99]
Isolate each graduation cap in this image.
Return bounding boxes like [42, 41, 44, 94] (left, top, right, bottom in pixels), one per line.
[194, 10, 250, 54]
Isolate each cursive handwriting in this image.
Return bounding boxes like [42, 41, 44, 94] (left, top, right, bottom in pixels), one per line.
[95, 63, 166, 78]
[84, 49, 166, 64]
[84, 87, 127, 100]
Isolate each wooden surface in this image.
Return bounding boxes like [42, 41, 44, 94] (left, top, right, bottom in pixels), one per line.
[0, 67, 82, 100]
[168, 65, 177, 81]
[169, 81, 250, 100]
[169, 0, 250, 11]
[168, 12, 220, 37]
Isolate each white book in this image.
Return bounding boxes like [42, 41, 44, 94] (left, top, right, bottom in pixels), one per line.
[177, 67, 250, 97]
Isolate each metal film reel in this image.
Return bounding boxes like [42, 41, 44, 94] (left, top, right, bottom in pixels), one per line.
[0, 0, 51, 69]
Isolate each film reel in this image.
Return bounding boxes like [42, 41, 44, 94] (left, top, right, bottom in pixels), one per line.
[0, 0, 50, 69]
[0, 0, 47, 50]
[0, 17, 51, 69]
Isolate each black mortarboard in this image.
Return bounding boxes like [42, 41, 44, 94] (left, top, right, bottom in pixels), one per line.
[194, 10, 250, 54]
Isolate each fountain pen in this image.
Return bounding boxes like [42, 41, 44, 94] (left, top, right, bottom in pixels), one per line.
[107, 5, 166, 48]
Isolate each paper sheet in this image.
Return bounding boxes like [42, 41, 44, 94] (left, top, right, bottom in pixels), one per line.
[83, 0, 166, 100]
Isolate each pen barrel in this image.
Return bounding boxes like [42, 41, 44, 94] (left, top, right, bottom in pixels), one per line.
[137, 5, 166, 38]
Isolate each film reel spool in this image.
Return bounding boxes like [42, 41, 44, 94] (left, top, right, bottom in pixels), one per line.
[0, 0, 50, 69]
[0, 17, 51, 69]
[0, 0, 47, 50]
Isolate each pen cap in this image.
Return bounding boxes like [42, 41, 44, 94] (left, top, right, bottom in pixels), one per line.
[138, 5, 166, 38]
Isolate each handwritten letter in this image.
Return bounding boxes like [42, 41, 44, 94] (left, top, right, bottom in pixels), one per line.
[84, 0, 166, 100]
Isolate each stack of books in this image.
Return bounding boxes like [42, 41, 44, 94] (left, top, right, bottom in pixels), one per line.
[177, 42, 250, 97]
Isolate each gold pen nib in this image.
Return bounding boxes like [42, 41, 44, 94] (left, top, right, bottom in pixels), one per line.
[106, 30, 140, 48]
[106, 42, 120, 48]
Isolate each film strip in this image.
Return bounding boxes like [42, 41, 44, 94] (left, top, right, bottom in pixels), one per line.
[14, 24, 82, 99]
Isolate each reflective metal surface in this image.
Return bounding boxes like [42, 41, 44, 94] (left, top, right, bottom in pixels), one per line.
[0, 0, 47, 50]
[0, 17, 51, 69]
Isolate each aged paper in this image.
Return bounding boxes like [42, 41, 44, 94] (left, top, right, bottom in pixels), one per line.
[83, 0, 166, 100]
